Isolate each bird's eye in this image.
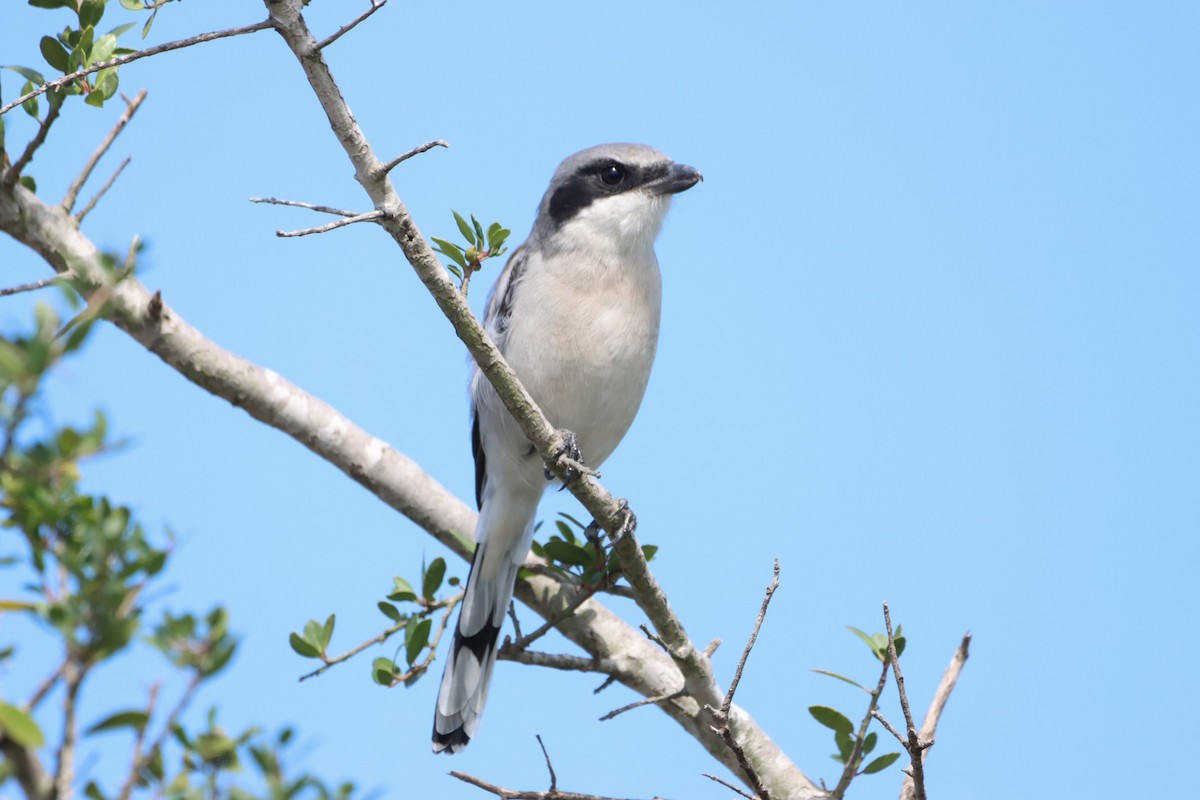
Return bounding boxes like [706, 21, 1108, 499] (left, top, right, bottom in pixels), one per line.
[599, 164, 626, 185]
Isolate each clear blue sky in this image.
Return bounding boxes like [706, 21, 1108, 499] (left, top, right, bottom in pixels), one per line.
[2, 2, 1198, 798]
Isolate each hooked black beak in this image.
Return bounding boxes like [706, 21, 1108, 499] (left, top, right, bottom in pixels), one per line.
[653, 163, 703, 195]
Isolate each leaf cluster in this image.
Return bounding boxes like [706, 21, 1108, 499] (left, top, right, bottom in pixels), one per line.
[0, 307, 358, 800]
[528, 512, 657, 589]
[431, 210, 511, 290]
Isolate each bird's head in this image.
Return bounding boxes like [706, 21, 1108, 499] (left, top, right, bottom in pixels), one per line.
[533, 143, 702, 257]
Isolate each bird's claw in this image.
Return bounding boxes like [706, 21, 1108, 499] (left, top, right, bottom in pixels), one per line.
[585, 499, 636, 545]
[545, 428, 598, 485]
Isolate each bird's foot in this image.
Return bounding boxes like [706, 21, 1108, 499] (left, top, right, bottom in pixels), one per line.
[584, 499, 637, 545]
[545, 428, 599, 484]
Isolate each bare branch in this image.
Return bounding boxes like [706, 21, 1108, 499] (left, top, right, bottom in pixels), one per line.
[62, 90, 147, 213]
[380, 139, 449, 174]
[276, 209, 385, 237]
[702, 773, 757, 800]
[0, 732, 52, 800]
[75, 156, 132, 224]
[0, 276, 61, 298]
[883, 603, 932, 800]
[449, 769, 656, 800]
[52, 663, 85, 800]
[503, 580, 604, 654]
[898, 634, 971, 800]
[316, 0, 388, 51]
[249, 196, 358, 217]
[829, 661, 889, 799]
[115, 683, 159, 800]
[721, 559, 779, 718]
[0, 20, 274, 118]
[497, 648, 614, 674]
[701, 561, 781, 800]
[536, 735, 557, 793]
[2, 96, 63, 188]
[599, 688, 685, 722]
[871, 709, 906, 747]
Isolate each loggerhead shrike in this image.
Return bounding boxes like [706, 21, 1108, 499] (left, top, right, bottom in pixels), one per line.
[432, 143, 702, 754]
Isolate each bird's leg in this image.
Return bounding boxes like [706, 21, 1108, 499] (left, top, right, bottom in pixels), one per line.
[584, 499, 637, 545]
[544, 428, 599, 484]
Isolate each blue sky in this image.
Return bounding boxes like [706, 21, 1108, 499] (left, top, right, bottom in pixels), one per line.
[2, 2, 1198, 798]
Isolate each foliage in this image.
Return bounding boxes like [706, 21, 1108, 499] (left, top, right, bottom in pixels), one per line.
[431, 210, 510, 292]
[0, 307, 355, 800]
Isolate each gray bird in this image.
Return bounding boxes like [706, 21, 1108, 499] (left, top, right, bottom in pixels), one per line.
[432, 143, 702, 753]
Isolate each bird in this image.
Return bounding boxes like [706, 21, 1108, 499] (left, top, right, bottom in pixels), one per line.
[431, 144, 702, 753]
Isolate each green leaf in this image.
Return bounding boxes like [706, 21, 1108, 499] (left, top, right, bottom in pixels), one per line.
[90, 33, 117, 66]
[863, 731, 877, 755]
[377, 601, 402, 622]
[119, 0, 144, 11]
[808, 705, 854, 735]
[86, 710, 150, 735]
[321, 614, 335, 650]
[641, 544, 658, 561]
[288, 632, 321, 659]
[303, 619, 325, 652]
[811, 668, 866, 690]
[79, 0, 105, 29]
[430, 238, 467, 268]
[452, 210, 476, 245]
[543, 539, 592, 567]
[108, 21, 138, 38]
[141, 11, 156, 39]
[40, 37, 70, 72]
[29, 0, 75, 8]
[0, 702, 44, 747]
[861, 752, 902, 775]
[20, 80, 38, 118]
[404, 617, 431, 665]
[847, 625, 885, 660]
[371, 657, 396, 686]
[422, 557, 446, 600]
[471, 215, 485, 247]
[388, 576, 417, 603]
[554, 519, 576, 543]
[84, 780, 107, 800]
[834, 728, 854, 763]
[6, 66, 46, 84]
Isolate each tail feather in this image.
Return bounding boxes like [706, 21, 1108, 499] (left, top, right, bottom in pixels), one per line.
[431, 539, 523, 753]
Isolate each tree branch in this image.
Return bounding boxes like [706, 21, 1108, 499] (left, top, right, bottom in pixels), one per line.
[0, 276, 60, 298]
[315, 0, 388, 51]
[2, 95, 63, 188]
[75, 156, 131, 224]
[0, 21, 274, 118]
[883, 603, 931, 800]
[898, 633, 971, 800]
[0, 3, 821, 794]
[61, 90, 146, 214]
[381, 139, 449, 174]
[0, 732, 52, 800]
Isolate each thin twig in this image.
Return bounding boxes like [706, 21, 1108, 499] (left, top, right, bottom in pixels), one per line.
[380, 139, 449, 174]
[504, 581, 604, 654]
[62, 89, 147, 213]
[701, 773, 757, 800]
[76, 156, 131, 223]
[300, 595, 460, 682]
[507, 600, 524, 641]
[0, 20, 275, 117]
[883, 602, 930, 800]
[276, 209, 385, 237]
[53, 662, 86, 800]
[870, 709, 906, 746]
[535, 735, 557, 793]
[0, 276, 60, 298]
[316, 0, 387, 50]
[249, 196, 358, 217]
[2, 96, 63, 187]
[497, 648, 612, 674]
[115, 682, 159, 800]
[721, 559, 779, 717]
[899, 634, 971, 800]
[828, 660, 890, 799]
[704, 560, 781, 800]
[448, 770, 646, 800]
[599, 689, 685, 722]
